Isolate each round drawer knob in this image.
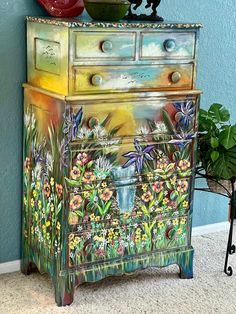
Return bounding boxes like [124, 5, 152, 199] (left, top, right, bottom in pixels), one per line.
[170, 71, 181, 84]
[164, 39, 176, 52]
[101, 40, 113, 53]
[91, 74, 103, 86]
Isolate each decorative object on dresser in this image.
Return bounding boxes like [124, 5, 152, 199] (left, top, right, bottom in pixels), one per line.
[125, 0, 163, 21]
[37, 0, 84, 17]
[22, 16, 202, 306]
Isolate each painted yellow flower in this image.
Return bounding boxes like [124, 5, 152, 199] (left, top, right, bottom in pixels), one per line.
[147, 172, 154, 180]
[170, 176, 177, 185]
[180, 218, 187, 225]
[178, 160, 190, 171]
[100, 188, 113, 202]
[74, 236, 81, 244]
[90, 213, 95, 221]
[23, 196, 27, 206]
[56, 221, 61, 230]
[112, 219, 119, 226]
[50, 177, 55, 186]
[101, 181, 107, 188]
[141, 191, 153, 203]
[142, 184, 148, 191]
[70, 166, 81, 180]
[31, 198, 34, 208]
[83, 191, 90, 198]
[177, 228, 183, 235]
[50, 203, 55, 212]
[70, 195, 82, 211]
[46, 220, 51, 227]
[167, 206, 172, 211]
[158, 221, 164, 228]
[136, 228, 141, 234]
[38, 200, 42, 209]
[42, 225, 46, 233]
[124, 213, 130, 219]
[183, 201, 189, 208]
[137, 211, 143, 217]
[69, 241, 75, 250]
[33, 190, 37, 199]
[135, 235, 141, 243]
[173, 219, 179, 226]
[163, 198, 169, 205]
[142, 234, 148, 241]
[35, 181, 40, 190]
[34, 212, 38, 221]
[95, 216, 101, 222]
[177, 180, 189, 193]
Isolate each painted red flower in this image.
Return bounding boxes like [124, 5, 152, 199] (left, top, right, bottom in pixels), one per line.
[76, 152, 89, 166]
[152, 181, 163, 193]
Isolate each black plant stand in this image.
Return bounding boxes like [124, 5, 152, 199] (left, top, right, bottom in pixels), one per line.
[195, 168, 236, 276]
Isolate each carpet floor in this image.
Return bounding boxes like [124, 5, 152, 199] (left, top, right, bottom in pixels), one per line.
[0, 230, 236, 314]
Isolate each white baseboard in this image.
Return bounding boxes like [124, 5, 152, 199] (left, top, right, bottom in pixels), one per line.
[0, 221, 230, 275]
[0, 259, 21, 275]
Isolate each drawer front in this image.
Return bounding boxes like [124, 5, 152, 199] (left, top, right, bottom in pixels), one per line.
[72, 64, 193, 93]
[68, 215, 189, 267]
[140, 32, 196, 59]
[64, 94, 199, 142]
[73, 31, 136, 61]
[67, 177, 192, 227]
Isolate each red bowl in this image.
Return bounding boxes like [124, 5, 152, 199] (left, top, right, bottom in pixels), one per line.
[38, 0, 84, 17]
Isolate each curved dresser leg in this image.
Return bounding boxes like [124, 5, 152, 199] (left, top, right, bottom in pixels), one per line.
[21, 259, 38, 275]
[54, 274, 75, 306]
[178, 248, 194, 279]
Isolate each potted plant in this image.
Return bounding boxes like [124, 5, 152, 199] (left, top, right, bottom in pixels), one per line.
[198, 103, 236, 194]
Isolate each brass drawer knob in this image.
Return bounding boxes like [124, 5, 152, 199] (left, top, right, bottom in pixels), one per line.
[91, 74, 103, 86]
[170, 71, 181, 84]
[164, 39, 176, 52]
[101, 40, 113, 53]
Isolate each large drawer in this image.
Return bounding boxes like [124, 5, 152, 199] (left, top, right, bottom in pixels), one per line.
[67, 215, 189, 267]
[72, 64, 194, 94]
[140, 31, 196, 59]
[72, 31, 136, 61]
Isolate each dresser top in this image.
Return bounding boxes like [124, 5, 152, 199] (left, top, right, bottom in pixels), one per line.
[26, 16, 202, 30]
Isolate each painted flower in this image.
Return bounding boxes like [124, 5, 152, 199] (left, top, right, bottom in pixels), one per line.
[136, 126, 149, 136]
[83, 191, 90, 198]
[177, 228, 183, 235]
[56, 221, 61, 230]
[77, 126, 91, 140]
[76, 152, 89, 166]
[70, 195, 82, 210]
[180, 218, 187, 225]
[35, 181, 41, 190]
[122, 138, 155, 173]
[123, 213, 130, 219]
[170, 176, 177, 185]
[50, 177, 55, 186]
[100, 188, 113, 201]
[141, 191, 153, 202]
[94, 156, 113, 179]
[90, 213, 95, 221]
[153, 122, 168, 134]
[174, 100, 194, 130]
[74, 236, 81, 244]
[177, 180, 189, 193]
[158, 221, 164, 228]
[82, 171, 96, 184]
[95, 216, 101, 222]
[24, 157, 31, 172]
[56, 184, 63, 199]
[46, 220, 51, 227]
[173, 219, 179, 226]
[162, 198, 169, 205]
[33, 190, 37, 199]
[38, 200, 42, 209]
[43, 181, 51, 198]
[94, 248, 106, 258]
[183, 201, 189, 208]
[142, 184, 148, 192]
[156, 157, 170, 170]
[117, 246, 124, 255]
[70, 166, 81, 180]
[101, 181, 107, 188]
[168, 200, 177, 209]
[178, 160, 191, 171]
[152, 181, 163, 193]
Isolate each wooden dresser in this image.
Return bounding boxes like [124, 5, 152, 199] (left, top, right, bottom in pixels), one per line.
[22, 16, 202, 306]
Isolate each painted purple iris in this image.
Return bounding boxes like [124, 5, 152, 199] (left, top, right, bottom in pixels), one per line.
[122, 138, 155, 173]
[174, 100, 194, 130]
[168, 131, 195, 149]
[63, 107, 83, 139]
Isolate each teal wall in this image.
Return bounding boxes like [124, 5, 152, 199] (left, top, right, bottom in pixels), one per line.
[0, 0, 235, 263]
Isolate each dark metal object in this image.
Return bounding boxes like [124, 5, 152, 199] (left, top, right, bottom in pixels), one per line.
[124, 0, 163, 21]
[195, 167, 235, 276]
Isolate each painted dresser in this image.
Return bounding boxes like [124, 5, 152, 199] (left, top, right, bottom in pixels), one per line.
[22, 16, 202, 306]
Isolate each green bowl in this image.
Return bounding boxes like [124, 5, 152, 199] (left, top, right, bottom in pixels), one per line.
[84, 0, 130, 21]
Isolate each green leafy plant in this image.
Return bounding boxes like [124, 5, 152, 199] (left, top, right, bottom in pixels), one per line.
[198, 103, 236, 180]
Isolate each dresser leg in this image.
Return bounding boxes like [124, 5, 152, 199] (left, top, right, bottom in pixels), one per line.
[21, 259, 38, 275]
[54, 274, 75, 306]
[178, 249, 194, 279]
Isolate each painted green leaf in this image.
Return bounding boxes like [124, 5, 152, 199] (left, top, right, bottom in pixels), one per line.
[157, 191, 164, 203]
[102, 200, 112, 216]
[162, 110, 176, 134]
[211, 150, 220, 162]
[219, 125, 236, 149]
[170, 191, 178, 200]
[208, 103, 230, 123]
[64, 177, 80, 187]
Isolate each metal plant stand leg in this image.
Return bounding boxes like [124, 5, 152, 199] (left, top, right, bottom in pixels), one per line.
[224, 177, 236, 276]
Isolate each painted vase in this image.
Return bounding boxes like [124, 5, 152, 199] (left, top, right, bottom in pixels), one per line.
[37, 0, 84, 17]
[111, 165, 137, 213]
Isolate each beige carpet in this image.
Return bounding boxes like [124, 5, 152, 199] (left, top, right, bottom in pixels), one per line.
[0, 230, 236, 314]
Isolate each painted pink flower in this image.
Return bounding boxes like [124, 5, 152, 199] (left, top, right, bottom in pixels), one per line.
[152, 181, 163, 193]
[156, 157, 169, 170]
[82, 171, 96, 183]
[70, 195, 82, 210]
[117, 246, 124, 255]
[76, 152, 89, 166]
[168, 200, 177, 209]
[100, 188, 113, 201]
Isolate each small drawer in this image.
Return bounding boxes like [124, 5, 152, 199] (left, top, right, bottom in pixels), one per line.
[67, 215, 189, 267]
[140, 32, 196, 59]
[72, 64, 193, 94]
[73, 31, 136, 61]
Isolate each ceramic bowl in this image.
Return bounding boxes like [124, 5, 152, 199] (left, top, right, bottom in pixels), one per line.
[84, 0, 130, 21]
